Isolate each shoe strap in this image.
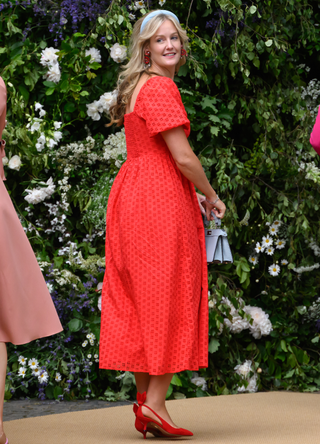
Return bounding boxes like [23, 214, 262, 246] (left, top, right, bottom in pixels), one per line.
[140, 404, 165, 426]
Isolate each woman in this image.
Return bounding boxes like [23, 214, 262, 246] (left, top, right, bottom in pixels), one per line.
[310, 106, 320, 155]
[99, 10, 226, 438]
[0, 77, 63, 444]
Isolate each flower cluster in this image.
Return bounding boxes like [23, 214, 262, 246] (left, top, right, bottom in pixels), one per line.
[24, 177, 56, 205]
[300, 78, 320, 117]
[85, 47, 101, 69]
[2, 154, 22, 171]
[27, 104, 63, 152]
[248, 220, 287, 276]
[298, 161, 320, 185]
[82, 332, 96, 348]
[222, 297, 273, 339]
[306, 238, 320, 257]
[86, 91, 118, 121]
[103, 128, 127, 169]
[234, 360, 258, 393]
[40, 47, 61, 83]
[18, 356, 49, 384]
[190, 372, 207, 391]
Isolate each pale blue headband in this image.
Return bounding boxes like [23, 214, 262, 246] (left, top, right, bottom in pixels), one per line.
[140, 10, 180, 34]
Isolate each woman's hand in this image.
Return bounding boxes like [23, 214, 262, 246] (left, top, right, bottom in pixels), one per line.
[202, 198, 226, 221]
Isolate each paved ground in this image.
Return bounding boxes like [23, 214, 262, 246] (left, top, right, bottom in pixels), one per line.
[4, 399, 132, 421]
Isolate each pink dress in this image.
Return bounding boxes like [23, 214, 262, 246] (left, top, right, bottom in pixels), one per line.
[0, 77, 62, 345]
[310, 106, 320, 155]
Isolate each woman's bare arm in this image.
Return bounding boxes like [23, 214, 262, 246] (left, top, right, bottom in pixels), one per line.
[161, 126, 226, 219]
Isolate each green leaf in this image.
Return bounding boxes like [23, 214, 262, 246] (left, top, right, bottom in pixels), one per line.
[53, 386, 63, 399]
[171, 374, 182, 386]
[210, 126, 219, 136]
[68, 318, 83, 332]
[118, 15, 124, 25]
[288, 353, 296, 368]
[45, 87, 56, 96]
[64, 103, 76, 113]
[280, 340, 287, 352]
[18, 85, 29, 102]
[166, 384, 173, 399]
[208, 338, 220, 353]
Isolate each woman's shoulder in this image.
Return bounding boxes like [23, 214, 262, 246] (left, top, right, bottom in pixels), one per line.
[143, 76, 179, 95]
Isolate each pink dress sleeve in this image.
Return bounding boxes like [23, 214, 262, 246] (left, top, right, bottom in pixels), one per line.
[310, 106, 320, 155]
[136, 76, 190, 138]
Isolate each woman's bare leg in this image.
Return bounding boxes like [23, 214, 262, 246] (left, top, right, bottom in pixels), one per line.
[134, 372, 151, 395]
[141, 373, 178, 428]
[0, 342, 7, 443]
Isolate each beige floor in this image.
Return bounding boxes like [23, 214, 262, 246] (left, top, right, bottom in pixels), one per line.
[4, 392, 320, 443]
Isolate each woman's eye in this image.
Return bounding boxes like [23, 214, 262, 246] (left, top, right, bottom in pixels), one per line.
[172, 36, 178, 40]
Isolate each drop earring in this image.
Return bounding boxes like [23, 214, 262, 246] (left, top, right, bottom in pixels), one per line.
[181, 46, 187, 58]
[144, 50, 151, 67]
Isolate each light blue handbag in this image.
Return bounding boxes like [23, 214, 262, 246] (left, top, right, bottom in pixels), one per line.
[203, 212, 233, 264]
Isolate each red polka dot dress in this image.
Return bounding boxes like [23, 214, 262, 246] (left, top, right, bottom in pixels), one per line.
[99, 76, 208, 375]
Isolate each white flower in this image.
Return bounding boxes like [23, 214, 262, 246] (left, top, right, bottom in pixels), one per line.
[268, 263, 280, 276]
[38, 371, 49, 384]
[98, 295, 102, 310]
[225, 315, 250, 334]
[244, 306, 273, 339]
[275, 239, 286, 249]
[8, 155, 22, 171]
[159, 0, 166, 5]
[54, 121, 62, 129]
[293, 263, 320, 274]
[94, 354, 98, 359]
[249, 255, 258, 265]
[53, 131, 63, 142]
[190, 373, 207, 391]
[18, 367, 27, 378]
[40, 47, 59, 67]
[82, 340, 88, 347]
[86, 100, 103, 120]
[128, 13, 136, 20]
[99, 91, 117, 112]
[249, 5, 257, 14]
[28, 358, 39, 369]
[272, 220, 282, 227]
[2, 156, 8, 166]
[110, 43, 127, 63]
[261, 290, 268, 295]
[235, 360, 252, 378]
[36, 143, 44, 152]
[30, 121, 41, 132]
[48, 138, 58, 148]
[262, 235, 273, 247]
[46, 282, 54, 293]
[255, 242, 264, 254]
[269, 225, 279, 236]
[39, 109, 46, 118]
[265, 222, 271, 226]
[134, 1, 145, 9]
[85, 48, 102, 65]
[35, 102, 43, 111]
[238, 374, 258, 393]
[32, 367, 40, 377]
[265, 39, 273, 47]
[265, 247, 274, 256]
[18, 356, 27, 365]
[25, 189, 46, 205]
[38, 133, 46, 145]
[45, 64, 61, 83]
[55, 372, 62, 381]
[281, 259, 288, 265]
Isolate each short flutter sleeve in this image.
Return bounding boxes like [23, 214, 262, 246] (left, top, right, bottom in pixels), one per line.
[136, 76, 190, 138]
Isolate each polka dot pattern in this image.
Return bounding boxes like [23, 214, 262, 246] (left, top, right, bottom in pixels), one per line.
[99, 76, 208, 375]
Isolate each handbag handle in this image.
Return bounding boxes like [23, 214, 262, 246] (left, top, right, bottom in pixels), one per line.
[203, 211, 221, 227]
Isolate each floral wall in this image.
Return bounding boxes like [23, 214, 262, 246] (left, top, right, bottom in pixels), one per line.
[2, 0, 320, 401]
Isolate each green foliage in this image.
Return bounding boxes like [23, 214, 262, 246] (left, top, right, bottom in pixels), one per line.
[2, 0, 320, 400]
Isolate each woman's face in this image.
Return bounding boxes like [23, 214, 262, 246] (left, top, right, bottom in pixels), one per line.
[147, 20, 181, 77]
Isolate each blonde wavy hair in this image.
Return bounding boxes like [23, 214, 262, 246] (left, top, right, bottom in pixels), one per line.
[107, 11, 189, 127]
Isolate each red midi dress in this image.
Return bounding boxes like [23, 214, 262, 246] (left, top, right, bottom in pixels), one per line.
[99, 76, 208, 375]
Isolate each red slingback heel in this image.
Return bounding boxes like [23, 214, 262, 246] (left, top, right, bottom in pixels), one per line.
[136, 392, 193, 439]
[134, 398, 168, 438]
